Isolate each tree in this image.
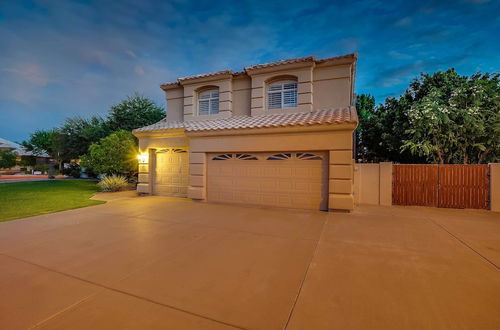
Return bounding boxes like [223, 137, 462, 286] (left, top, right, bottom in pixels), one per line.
[18, 155, 37, 167]
[59, 116, 110, 159]
[356, 69, 499, 164]
[401, 70, 499, 164]
[22, 129, 65, 169]
[80, 130, 138, 175]
[355, 94, 375, 161]
[0, 150, 17, 169]
[107, 94, 165, 131]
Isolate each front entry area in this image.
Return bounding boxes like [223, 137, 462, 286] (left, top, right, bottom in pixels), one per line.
[154, 148, 189, 197]
[207, 152, 328, 210]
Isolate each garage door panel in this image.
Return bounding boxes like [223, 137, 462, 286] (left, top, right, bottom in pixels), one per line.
[208, 152, 327, 210]
[154, 149, 189, 197]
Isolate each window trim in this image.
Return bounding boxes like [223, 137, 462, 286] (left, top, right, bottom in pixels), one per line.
[267, 80, 298, 110]
[198, 89, 220, 115]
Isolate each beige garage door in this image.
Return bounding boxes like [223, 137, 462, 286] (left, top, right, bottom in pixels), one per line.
[207, 152, 327, 210]
[154, 148, 189, 197]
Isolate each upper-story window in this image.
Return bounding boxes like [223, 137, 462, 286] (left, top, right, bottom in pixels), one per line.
[267, 81, 298, 109]
[198, 89, 219, 115]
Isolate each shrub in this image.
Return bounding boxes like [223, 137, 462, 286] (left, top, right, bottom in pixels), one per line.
[0, 150, 17, 169]
[34, 164, 49, 173]
[97, 174, 129, 192]
[80, 130, 138, 176]
[62, 163, 81, 178]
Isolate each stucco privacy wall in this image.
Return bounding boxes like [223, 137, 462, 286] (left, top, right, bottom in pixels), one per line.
[353, 163, 392, 206]
[186, 128, 355, 210]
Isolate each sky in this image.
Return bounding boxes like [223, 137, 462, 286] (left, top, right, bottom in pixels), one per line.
[1, 0, 499, 142]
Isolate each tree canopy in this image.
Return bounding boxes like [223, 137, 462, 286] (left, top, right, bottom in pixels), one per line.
[0, 150, 17, 169]
[80, 130, 138, 175]
[22, 94, 164, 166]
[356, 69, 499, 164]
[107, 94, 165, 132]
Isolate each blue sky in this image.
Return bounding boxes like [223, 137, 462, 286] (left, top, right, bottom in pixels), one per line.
[1, 0, 499, 142]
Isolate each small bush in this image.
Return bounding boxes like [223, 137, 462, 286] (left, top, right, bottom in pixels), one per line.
[97, 174, 129, 192]
[34, 164, 49, 173]
[62, 163, 81, 178]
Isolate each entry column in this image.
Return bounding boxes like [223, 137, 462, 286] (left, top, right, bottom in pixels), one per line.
[328, 150, 354, 211]
[187, 152, 206, 201]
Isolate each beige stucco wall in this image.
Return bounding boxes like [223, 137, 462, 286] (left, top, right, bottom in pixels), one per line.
[165, 87, 184, 121]
[137, 134, 190, 194]
[312, 64, 352, 109]
[161, 59, 355, 122]
[187, 128, 355, 211]
[353, 162, 392, 206]
[490, 163, 500, 212]
[248, 65, 314, 116]
[188, 129, 352, 153]
[182, 77, 233, 121]
[231, 75, 251, 116]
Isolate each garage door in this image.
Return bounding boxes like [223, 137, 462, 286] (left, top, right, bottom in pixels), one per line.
[207, 152, 327, 210]
[154, 148, 189, 197]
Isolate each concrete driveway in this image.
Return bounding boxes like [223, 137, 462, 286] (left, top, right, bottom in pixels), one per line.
[1, 195, 499, 330]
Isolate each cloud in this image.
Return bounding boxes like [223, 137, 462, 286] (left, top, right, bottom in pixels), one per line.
[134, 65, 145, 75]
[1, 0, 499, 140]
[4, 63, 52, 87]
[394, 17, 412, 27]
[388, 50, 412, 60]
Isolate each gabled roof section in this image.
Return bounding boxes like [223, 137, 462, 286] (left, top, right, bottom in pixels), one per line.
[0, 137, 49, 157]
[134, 107, 358, 134]
[159, 53, 357, 90]
[244, 56, 316, 71]
[178, 69, 233, 83]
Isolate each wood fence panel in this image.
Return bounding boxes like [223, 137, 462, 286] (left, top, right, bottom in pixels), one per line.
[392, 164, 438, 206]
[438, 165, 489, 209]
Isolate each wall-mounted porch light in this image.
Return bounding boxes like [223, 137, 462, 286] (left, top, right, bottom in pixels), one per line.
[137, 153, 149, 164]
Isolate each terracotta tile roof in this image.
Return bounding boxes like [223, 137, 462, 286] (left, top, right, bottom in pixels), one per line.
[244, 56, 316, 71]
[178, 69, 233, 82]
[134, 107, 357, 133]
[160, 53, 357, 88]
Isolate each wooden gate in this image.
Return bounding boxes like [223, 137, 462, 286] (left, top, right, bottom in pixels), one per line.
[393, 164, 489, 209]
[438, 165, 489, 209]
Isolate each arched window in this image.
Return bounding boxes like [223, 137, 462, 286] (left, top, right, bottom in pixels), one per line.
[267, 80, 297, 109]
[198, 89, 219, 115]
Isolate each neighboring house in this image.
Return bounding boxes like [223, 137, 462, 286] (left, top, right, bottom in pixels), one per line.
[133, 54, 358, 211]
[0, 137, 50, 173]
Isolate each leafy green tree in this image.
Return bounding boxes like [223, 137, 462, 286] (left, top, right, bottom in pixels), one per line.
[355, 94, 375, 161]
[80, 130, 138, 175]
[22, 129, 65, 169]
[18, 155, 37, 167]
[357, 69, 499, 164]
[401, 70, 499, 164]
[0, 150, 17, 169]
[59, 116, 110, 159]
[107, 94, 165, 132]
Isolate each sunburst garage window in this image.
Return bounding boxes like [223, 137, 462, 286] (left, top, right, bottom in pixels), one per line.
[198, 89, 219, 115]
[267, 81, 297, 109]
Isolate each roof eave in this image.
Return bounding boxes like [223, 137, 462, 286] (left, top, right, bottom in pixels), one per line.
[185, 122, 358, 137]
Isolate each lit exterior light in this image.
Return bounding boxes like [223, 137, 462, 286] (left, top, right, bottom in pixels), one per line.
[137, 153, 148, 164]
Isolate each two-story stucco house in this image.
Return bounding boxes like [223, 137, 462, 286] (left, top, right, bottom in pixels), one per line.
[133, 53, 358, 211]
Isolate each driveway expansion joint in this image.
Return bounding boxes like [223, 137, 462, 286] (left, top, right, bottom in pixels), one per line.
[0, 253, 247, 330]
[422, 214, 499, 271]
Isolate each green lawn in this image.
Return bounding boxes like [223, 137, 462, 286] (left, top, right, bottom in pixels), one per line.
[0, 180, 105, 222]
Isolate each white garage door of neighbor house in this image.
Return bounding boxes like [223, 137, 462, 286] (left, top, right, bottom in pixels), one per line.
[154, 148, 189, 197]
[207, 152, 327, 210]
